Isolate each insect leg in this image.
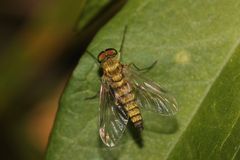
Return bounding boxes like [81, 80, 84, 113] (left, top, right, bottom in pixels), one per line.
[85, 77, 103, 100]
[86, 50, 99, 64]
[119, 25, 128, 61]
[85, 92, 99, 100]
[129, 60, 158, 73]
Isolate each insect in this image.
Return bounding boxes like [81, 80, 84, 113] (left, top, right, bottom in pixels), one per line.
[94, 48, 178, 147]
[87, 26, 178, 147]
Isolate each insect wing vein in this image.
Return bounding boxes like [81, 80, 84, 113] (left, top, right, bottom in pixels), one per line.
[99, 81, 128, 147]
[123, 65, 178, 116]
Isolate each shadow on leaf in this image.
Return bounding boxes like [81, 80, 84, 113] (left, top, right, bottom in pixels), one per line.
[143, 111, 179, 134]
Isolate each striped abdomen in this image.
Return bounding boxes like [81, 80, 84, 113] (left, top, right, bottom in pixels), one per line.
[110, 71, 143, 131]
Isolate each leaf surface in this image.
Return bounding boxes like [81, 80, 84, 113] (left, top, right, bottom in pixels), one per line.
[46, 0, 240, 159]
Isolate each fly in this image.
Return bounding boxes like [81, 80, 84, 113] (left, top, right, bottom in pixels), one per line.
[88, 27, 178, 147]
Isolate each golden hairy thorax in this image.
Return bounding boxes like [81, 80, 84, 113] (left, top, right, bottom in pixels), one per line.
[102, 59, 122, 77]
[101, 58, 143, 127]
[102, 59, 124, 88]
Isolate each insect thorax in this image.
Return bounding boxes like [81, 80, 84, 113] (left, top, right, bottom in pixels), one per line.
[102, 59, 122, 78]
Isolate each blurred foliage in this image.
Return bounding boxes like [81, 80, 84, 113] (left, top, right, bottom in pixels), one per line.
[0, 0, 130, 159]
[0, 0, 122, 160]
[46, 0, 240, 160]
[0, 0, 86, 113]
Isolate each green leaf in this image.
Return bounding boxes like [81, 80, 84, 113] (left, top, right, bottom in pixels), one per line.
[76, 0, 110, 29]
[46, 0, 240, 159]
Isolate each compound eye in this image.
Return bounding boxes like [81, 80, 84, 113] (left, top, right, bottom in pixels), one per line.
[105, 48, 117, 56]
[98, 51, 106, 63]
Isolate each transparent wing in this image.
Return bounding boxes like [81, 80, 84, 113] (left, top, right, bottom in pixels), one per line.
[99, 80, 129, 147]
[123, 65, 179, 116]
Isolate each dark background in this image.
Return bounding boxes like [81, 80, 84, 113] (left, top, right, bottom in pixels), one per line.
[0, 0, 126, 159]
